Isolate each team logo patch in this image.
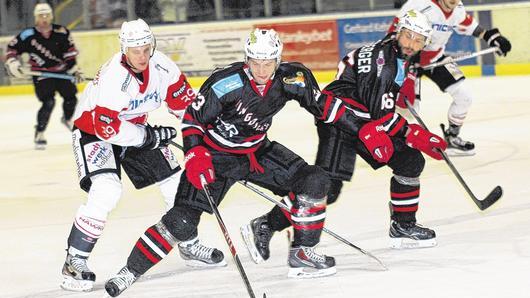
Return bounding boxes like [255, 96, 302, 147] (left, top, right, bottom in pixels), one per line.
[282, 71, 306, 87]
[98, 114, 113, 124]
[376, 50, 385, 77]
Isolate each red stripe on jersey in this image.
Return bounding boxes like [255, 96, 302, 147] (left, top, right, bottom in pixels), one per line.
[183, 112, 196, 121]
[338, 95, 369, 112]
[74, 111, 96, 135]
[166, 75, 195, 111]
[333, 105, 346, 123]
[135, 242, 160, 264]
[460, 14, 474, 26]
[203, 135, 262, 154]
[391, 189, 420, 199]
[182, 127, 203, 138]
[393, 206, 419, 212]
[146, 227, 172, 252]
[292, 222, 325, 230]
[319, 94, 333, 121]
[244, 133, 266, 142]
[93, 105, 122, 140]
[388, 16, 399, 33]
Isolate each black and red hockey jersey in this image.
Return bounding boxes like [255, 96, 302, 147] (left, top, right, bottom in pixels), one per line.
[182, 62, 324, 156]
[320, 34, 414, 138]
[6, 24, 78, 73]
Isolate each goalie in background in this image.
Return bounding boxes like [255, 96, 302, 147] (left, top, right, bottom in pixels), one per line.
[4, 2, 83, 150]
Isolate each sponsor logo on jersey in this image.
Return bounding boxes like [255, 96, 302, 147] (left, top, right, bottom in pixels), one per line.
[376, 50, 385, 77]
[432, 24, 453, 32]
[235, 100, 270, 132]
[212, 74, 243, 98]
[30, 39, 62, 63]
[155, 63, 169, 73]
[98, 114, 113, 124]
[129, 91, 161, 110]
[282, 71, 306, 87]
[215, 118, 239, 138]
[357, 45, 375, 73]
[121, 74, 132, 92]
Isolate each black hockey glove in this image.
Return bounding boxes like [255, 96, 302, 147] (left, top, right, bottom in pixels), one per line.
[139, 125, 177, 150]
[483, 28, 511, 56]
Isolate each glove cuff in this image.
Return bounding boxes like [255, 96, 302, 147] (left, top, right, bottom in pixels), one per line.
[483, 28, 500, 44]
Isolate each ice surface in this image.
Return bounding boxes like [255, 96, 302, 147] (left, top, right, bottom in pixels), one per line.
[1, 75, 529, 298]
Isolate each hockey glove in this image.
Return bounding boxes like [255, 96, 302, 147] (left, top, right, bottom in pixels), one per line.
[359, 121, 394, 163]
[483, 28, 511, 56]
[396, 73, 416, 109]
[184, 146, 215, 190]
[139, 124, 177, 150]
[5, 57, 24, 79]
[67, 65, 85, 83]
[405, 124, 447, 160]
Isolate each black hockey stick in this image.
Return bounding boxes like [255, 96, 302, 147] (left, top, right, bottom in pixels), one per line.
[199, 175, 261, 298]
[239, 180, 387, 270]
[405, 100, 502, 210]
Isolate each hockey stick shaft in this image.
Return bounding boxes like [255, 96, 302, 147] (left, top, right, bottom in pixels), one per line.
[199, 175, 258, 298]
[25, 70, 93, 81]
[238, 180, 387, 270]
[422, 47, 498, 70]
[405, 100, 502, 210]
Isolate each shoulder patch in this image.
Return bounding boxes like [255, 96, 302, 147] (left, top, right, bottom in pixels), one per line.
[394, 58, 405, 86]
[54, 26, 68, 34]
[20, 28, 35, 41]
[212, 74, 243, 98]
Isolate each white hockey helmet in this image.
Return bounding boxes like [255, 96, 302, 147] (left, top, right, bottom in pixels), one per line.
[34, 3, 53, 17]
[119, 19, 156, 55]
[396, 9, 433, 45]
[245, 28, 283, 64]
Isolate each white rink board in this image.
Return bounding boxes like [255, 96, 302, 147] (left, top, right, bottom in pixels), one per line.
[1, 75, 530, 298]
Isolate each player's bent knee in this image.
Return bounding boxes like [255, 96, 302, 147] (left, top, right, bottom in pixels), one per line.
[162, 205, 202, 241]
[395, 151, 425, 178]
[87, 173, 123, 215]
[290, 165, 331, 199]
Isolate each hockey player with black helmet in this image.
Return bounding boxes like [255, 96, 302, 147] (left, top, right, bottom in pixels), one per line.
[242, 10, 448, 264]
[59, 19, 224, 293]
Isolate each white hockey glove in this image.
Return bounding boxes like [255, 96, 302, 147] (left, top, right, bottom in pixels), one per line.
[5, 57, 25, 79]
[67, 65, 85, 83]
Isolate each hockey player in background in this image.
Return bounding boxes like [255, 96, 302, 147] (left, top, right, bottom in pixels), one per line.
[103, 28, 340, 297]
[389, 0, 511, 156]
[60, 19, 225, 293]
[4, 3, 84, 150]
[242, 10, 448, 264]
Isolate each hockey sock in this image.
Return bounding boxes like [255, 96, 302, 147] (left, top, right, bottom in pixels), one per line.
[127, 221, 177, 276]
[289, 192, 326, 247]
[390, 176, 420, 223]
[267, 204, 292, 232]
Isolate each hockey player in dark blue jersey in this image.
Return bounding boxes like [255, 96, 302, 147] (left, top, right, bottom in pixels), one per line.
[4, 3, 84, 149]
[243, 10, 449, 264]
[103, 28, 341, 296]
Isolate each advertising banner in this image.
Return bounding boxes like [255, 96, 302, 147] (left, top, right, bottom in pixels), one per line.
[257, 21, 339, 70]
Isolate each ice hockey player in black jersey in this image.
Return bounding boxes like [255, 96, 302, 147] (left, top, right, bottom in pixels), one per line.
[242, 10, 448, 263]
[103, 28, 337, 296]
[4, 3, 84, 150]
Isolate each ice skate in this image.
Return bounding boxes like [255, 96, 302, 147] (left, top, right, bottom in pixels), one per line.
[34, 130, 47, 150]
[288, 245, 336, 279]
[60, 253, 96, 292]
[104, 266, 138, 297]
[61, 116, 74, 131]
[178, 236, 226, 267]
[240, 215, 274, 263]
[441, 123, 475, 156]
[389, 220, 437, 249]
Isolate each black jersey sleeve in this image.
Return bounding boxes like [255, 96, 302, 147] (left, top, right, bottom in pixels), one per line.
[5, 29, 31, 59]
[60, 26, 79, 70]
[280, 63, 326, 118]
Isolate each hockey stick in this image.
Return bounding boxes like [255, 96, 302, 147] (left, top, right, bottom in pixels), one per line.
[168, 141, 386, 270]
[405, 100, 502, 210]
[24, 70, 93, 82]
[239, 180, 387, 270]
[422, 47, 498, 71]
[199, 175, 261, 298]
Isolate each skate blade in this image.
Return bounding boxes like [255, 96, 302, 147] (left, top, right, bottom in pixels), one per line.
[184, 258, 227, 268]
[446, 148, 475, 157]
[240, 224, 264, 264]
[35, 144, 46, 150]
[287, 266, 337, 279]
[60, 275, 94, 292]
[389, 237, 437, 249]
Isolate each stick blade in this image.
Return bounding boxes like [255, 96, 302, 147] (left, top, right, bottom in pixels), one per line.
[478, 186, 503, 211]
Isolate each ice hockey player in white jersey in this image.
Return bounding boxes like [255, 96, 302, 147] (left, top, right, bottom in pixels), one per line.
[60, 19, 224, 293]
[390, 0, 511, 156]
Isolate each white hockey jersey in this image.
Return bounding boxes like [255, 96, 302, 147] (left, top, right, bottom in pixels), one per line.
[73, 50, 195, 147]
[389, 0, 479, 65]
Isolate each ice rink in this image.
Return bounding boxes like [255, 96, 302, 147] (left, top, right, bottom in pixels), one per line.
[1, 75, 530, 298]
